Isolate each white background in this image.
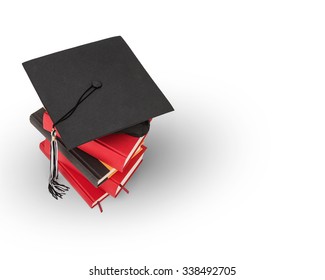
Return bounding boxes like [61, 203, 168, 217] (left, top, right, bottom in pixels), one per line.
[0, 1, 324, 279]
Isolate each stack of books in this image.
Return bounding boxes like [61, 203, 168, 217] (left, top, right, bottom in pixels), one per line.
[30, 108, 148, 211]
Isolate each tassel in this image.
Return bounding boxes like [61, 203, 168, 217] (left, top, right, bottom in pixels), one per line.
[48, 129, 69, 199]
[47, 81, 102, 199]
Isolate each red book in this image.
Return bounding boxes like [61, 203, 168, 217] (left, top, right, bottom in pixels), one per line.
[43, 111, 146, 172]
[40, 139, 146, 200]
[100, 145, 146, 197]
[39, 140, 108, 210]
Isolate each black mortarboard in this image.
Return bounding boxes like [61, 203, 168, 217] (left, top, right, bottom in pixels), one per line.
[23, 36, 174, 150]
[23, 36, 174, 200]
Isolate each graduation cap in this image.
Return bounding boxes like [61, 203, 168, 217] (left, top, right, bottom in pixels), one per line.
[23, 36, 174, 199]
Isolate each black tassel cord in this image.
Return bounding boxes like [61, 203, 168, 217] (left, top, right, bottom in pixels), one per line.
[48, 81, 102, 199]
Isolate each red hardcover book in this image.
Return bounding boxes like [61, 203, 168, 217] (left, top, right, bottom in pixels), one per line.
[39, 140, 108, 210]
[43, 111, 146, 172]
[40, 139, 146, 199]
[100, 145, 146, 197]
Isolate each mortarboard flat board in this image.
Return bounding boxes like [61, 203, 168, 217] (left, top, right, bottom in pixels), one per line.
[23, 36, 174, 150]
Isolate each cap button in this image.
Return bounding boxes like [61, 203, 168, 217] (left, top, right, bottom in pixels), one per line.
[92, 80, 102, 88]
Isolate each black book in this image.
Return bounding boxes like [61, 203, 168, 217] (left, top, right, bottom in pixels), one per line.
[30, 108, 112, 187]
